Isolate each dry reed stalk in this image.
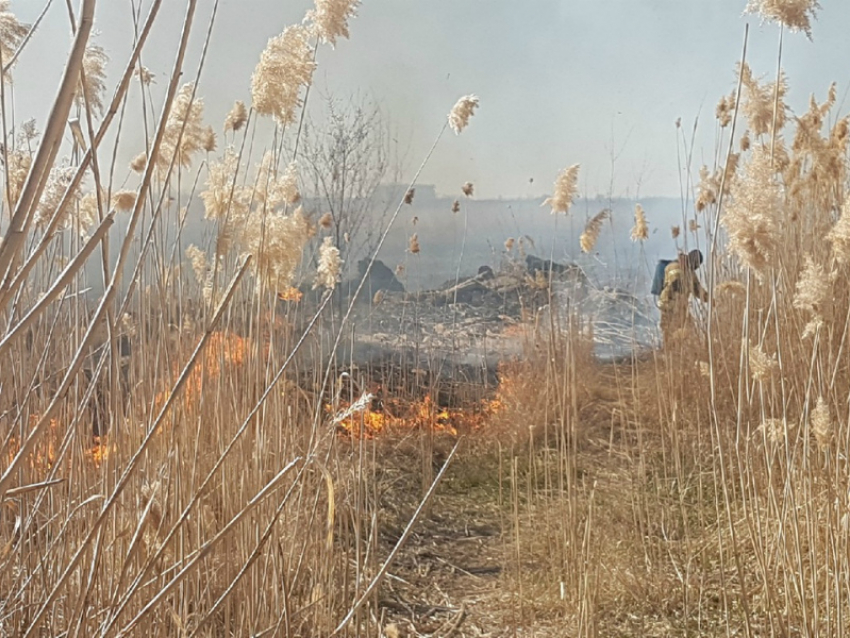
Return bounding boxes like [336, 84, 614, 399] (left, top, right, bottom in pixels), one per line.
[0, 0, 164, 306]
[23, 254, 248, 636]
[0, 212, 114, 359]
[116, 457, 301, 636]
[0, 0, 95, 285]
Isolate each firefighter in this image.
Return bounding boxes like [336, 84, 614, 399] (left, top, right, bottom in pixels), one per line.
[659, 249, 708, 344]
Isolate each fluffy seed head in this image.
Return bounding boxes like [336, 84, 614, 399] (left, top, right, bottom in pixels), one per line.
[747, 338, 778, 381]
[696, 165, 718, 212]
[35, 166, 77, 228]
[462, 182, 474, 197]
[245, 206, 314, 291]
[827, 194, 850, 263]
[130, 153, 147, 173]
[722, 147, 782, 276]
[224, 100, 248, 133]
[759, 418, 790, 445]
[160, 83, 205, 171]
[135, 66, 154, 86]
[631, 204, 648, 241]
[745, 0, 820, 39]
[307, 0, 359, 46]
[543, 164, 580, 215]
[251, 26, 316, 125]
[716, 93, 733, 128]
[403, 188, 415, 205]
[255, 154, 300, 210]
[4, 149, 31, 207]
[580, 209, 609, 253]
[76, 192, 99, 240]
[185, 244, 209, 287]
[505, 237, 515, 251]
[739, 62, 788, 138]
[77, 44, 108, 114]
[111, 190, 137, 211]
[319, 212, 333, 229]
[793, 255, 831, 337]
[408, 233, 420, 254]
[0, 2, 29, 80]
[448, 95, 479, 134]
[811, 395, 833, 448]
[314, 236, 342, 290]
[671, 225, 681, 239]
[201, 148, 251, 222]
[202, 126, 217, 153]
[451, 200, 460, 214]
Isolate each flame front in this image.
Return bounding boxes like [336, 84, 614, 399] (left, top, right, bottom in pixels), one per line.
[331, 393, 500, 439]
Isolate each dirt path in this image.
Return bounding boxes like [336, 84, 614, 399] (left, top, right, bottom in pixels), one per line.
[375, 440, 541, 638]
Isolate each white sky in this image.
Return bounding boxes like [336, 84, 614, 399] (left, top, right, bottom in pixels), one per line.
[11, 0, 850, 199]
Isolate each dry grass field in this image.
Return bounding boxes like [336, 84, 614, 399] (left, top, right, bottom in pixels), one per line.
[2, 0, 849, 636]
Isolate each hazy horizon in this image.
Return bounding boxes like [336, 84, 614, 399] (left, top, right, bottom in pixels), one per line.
[10, 1, 850, 201]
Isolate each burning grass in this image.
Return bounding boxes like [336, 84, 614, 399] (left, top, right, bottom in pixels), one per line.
[331, 392, 501, 438]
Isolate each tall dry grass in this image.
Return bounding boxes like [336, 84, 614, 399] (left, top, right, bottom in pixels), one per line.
[0, 1, 481, 636]
[3, 1, 849, 636]
[492, 12, 850, 636]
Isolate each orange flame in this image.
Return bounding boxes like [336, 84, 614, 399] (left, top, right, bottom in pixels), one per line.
[155, 330, 251, 412]
[5, 416, 60, 472]
[277, 287, 303, 302]
[87, 436, 110, 467]
[331, 393, 501, 439]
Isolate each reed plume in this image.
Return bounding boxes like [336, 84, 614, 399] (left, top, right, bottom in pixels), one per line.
[793, 255, 831, 337]
[77, 44, 108, 114]
[739, 62, 788, 137]
[244, 206, 314, 291]
[827, 194, 850, 263]
[630, 204, 648, 241]
[307, 0, 360, 46]
[746, 0, 820, 39]
[580, 209, 609, 253]
[448, 95, 479, 134]
[202, 126, 217, 152]
[748, 339, 778, 381]
[202, 148, 250, 221]
[722, 147, 781, 276]
[135, 66, 154, 86]
[0, 1, 29, 80]
[811, 396, 833, 448]
[314, 236, 342, 290]
[224, 100, 248, 133]
[255, 153, 300, 210]
[543, 164, 580, 215]
[111, 190, 137, 211]
[251, 25, 316, 125]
